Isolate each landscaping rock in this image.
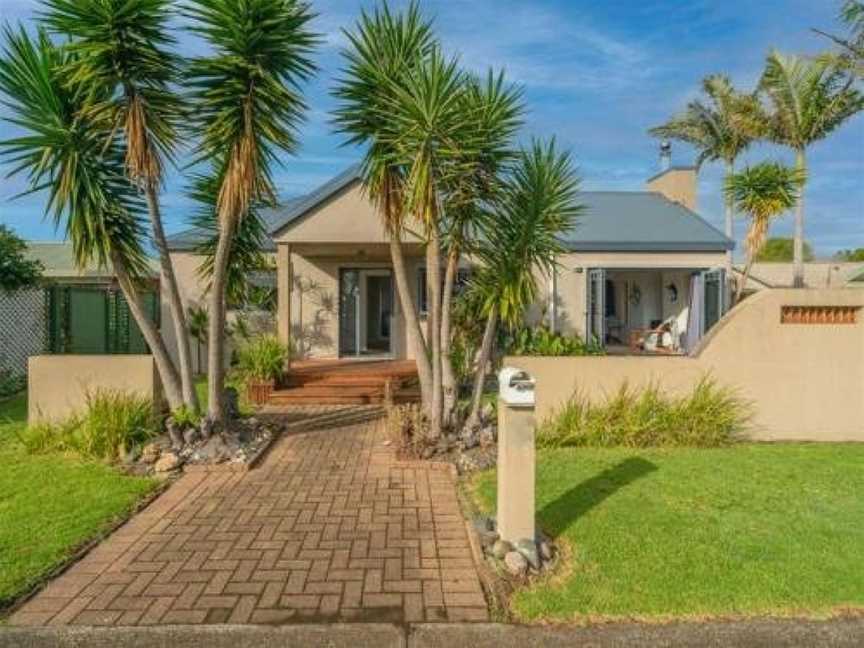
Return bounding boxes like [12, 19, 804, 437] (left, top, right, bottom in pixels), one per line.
[199, 417, 214, 439]
[140, 443, 160, 464]
[154, 451, 181, 473]
[480, 403, 495, 424]
[166, 420, 184, 449]
[479, 425, 497, 446]
[504, 550, 528, 576]
[182, 426, 200, 446]
[491, 539, 513, 560]
[515, 538, 541, 570]
[539, 540, 554, 562]
[479, 529, 499, 549]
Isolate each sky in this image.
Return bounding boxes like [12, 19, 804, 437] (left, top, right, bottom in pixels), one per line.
[0, 0, 862, 258]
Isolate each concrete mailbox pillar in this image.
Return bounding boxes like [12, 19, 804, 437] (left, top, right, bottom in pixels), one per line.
[496, 367, 536, 545]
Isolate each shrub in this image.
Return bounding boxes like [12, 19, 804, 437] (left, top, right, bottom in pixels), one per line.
[538, 377, 750, 448]
[170, 404, 201, 429]
[235, 335, 289, 383]
[506, 326, 604, 356]
[387, 403, 433, 458]
[20, 390, 157, 461]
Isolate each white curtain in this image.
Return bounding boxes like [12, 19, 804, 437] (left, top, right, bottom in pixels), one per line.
[685, 273, 704, 355]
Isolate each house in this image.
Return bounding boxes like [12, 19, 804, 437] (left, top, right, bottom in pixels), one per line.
[164, 162, 735, 363]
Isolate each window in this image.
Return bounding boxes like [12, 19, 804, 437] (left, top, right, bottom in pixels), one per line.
[417, 267, 472, 315]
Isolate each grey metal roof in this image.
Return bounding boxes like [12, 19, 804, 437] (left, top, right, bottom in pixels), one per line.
[563, 191, 733, 252]
[167, 165, 734, 254]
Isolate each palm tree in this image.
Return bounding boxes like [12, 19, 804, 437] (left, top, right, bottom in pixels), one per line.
[41, 0, 199, 412]
[815, 0, 864, 79]
[725, 162, 805, 301]
[755, 51, 863, 287]
[466, 139, 582, 426]
[438, 71, 524, 424]
[378, 47, 487, 436]
[185, 0, 318, 425]
[650, 75, 757, 280]
[332, 1, 436, 413]
[0, 27, 185, 408]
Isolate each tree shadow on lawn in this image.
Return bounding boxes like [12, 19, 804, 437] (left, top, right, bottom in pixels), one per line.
[539, 457, 657, 538]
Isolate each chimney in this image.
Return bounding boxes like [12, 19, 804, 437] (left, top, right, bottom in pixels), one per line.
[646, 142, 698, 211]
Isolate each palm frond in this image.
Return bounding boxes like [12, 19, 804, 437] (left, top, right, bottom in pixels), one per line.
[39, 0, 182, 188]
[185, 0, 319, 225]
[0, 25, 149, 278]
[187, 170, 270, 304]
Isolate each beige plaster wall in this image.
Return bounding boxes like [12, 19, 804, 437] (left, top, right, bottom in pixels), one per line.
[507, 288, 864, 441]
[285, 250, 426, 360]
[645, 168, 697, 211]
[28, 355, 162, 424]
[273, 181, 422, 245]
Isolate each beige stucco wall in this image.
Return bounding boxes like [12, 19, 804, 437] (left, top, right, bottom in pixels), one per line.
[279, 247, 426, 360]
[161, 252, 207, 373]
[531, 251, 727, 338]
[508, 288, 864, 441]
[28, 355, 163, 424]
[645, 167, 697, 211]
[273, 181, 422, 246]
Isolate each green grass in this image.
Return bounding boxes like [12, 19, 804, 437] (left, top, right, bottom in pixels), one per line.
[473, 445, 864, 622]
[0, 392, 158, 608]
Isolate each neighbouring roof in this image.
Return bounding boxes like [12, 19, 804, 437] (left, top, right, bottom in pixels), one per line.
[564, 191, 732, 252]
[734, 262, 864, 289]
[166, 164, 734, 254]
[24, 241, 158, 280]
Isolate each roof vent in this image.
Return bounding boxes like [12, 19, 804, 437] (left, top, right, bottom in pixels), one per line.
[659, 140, 672, 171]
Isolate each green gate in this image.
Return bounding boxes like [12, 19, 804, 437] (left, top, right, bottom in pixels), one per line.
[46, 285, 159, 355]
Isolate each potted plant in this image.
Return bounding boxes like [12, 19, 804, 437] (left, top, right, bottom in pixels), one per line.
[236, 335, 289, 405]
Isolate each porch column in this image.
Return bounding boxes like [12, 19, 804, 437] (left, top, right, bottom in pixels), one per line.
[277, 243, 292, 354]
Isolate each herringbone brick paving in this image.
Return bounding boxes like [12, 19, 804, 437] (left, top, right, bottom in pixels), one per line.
[10, 407, 488, 625]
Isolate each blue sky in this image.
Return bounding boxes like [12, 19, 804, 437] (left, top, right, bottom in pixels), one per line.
[0, 0, 862, 257]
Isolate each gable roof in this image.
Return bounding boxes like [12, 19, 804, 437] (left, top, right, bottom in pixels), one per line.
[564, 191, 732, 252]
[166, 164, 734, 253]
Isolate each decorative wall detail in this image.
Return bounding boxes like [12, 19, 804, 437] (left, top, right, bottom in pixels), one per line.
[780, 305, 859, 325]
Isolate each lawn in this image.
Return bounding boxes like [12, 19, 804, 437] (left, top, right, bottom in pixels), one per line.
[473, 445, 864, 622]
[0, 392, 158, 609]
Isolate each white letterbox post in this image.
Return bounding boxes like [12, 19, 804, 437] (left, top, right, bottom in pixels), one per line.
[496, 367, 536, 545]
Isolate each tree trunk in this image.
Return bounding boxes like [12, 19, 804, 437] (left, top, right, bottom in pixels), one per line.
[145, 185, 199, 412]
[792, 149, 807, 289]
[723, 159, 735, 295]
[427, 229, 444, 437]
[466, 306, 498, 428]
[736, 253, 756, 303]
[388, 235, 432, 410]
[111, 252, 184, 410]
[440, 249, 459, 425]
[206, 215, 236, 426]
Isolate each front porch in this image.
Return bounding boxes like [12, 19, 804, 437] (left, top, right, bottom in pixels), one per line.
[269, 359, 420, 406]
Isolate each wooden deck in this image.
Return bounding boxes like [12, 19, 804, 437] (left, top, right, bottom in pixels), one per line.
[269, 358, 420, 405]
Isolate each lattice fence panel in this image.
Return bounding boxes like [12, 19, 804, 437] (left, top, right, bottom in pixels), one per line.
[0, 287, 47, 395]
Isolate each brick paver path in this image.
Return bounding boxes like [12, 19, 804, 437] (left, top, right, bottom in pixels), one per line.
[10, 408, 488, 626]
